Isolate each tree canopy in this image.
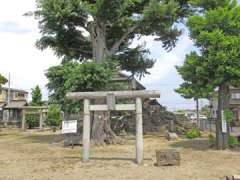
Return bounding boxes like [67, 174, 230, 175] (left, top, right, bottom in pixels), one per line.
[34, 0, 191, 77]
[46, 61, 118, 112]
[0, 74, 7, 88]
[31, 85, 43, 106]
[176, 0, 240, 149]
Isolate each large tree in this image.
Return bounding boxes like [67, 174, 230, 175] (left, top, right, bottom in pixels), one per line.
[34, 0, 191, 145]
[177, 0, 240, 149]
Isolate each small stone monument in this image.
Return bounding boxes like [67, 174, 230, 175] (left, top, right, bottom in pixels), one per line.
[165, 131, 178, 141]
[155, 149, 180, 166]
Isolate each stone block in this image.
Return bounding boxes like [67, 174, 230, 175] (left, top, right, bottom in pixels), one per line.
[155, 149, 180, 166]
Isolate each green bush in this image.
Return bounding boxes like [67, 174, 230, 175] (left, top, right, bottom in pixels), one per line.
[186, 128, 201, 139]
[26, 114, 39, 129]
[46, 104, 62, 129]
[229, 136, 239, 146]
[208, 134, 215, 146]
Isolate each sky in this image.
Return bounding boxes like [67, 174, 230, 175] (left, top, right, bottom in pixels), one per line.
[0, 0, 209, 111]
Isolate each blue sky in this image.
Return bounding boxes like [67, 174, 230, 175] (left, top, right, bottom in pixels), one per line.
[0, 1, 218, 111]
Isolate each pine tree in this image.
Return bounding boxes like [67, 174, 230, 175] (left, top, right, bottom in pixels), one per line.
[31, 85, 43, 106]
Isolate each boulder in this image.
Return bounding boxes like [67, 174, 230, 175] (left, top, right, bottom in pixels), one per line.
[155, 149, 180, 166]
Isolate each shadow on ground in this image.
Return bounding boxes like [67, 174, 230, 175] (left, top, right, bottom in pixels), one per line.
[170, 138, 211, 151]
[22, 134, 64, 144]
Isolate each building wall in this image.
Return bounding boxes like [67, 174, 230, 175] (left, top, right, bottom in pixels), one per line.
[0, 90, 7, 102]
[0, 89, 27, 102]
[229, 89, 240, 105]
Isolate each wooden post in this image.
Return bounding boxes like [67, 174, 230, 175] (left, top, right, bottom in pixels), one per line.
[22, 109, 26, 130]
[83, 99, 90, 162]
[39, 110, 43, 130]
[136, 97, 143, 164]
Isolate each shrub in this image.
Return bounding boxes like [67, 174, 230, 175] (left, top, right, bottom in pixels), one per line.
[26, 114, 39, 129]
[46, 104, 62, 129]
[186, 128, 201, 139]
[229, 136, 239, 146]
[208, 134, 215, 146]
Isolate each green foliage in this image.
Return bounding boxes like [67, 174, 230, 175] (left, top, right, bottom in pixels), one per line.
[0, 74, 7, 87]
[208, 134, 216, 146]
[177, 2, 240, 148]
[46, 60, 118, 113]
[189, 0, 235, 11]
[186, 128, 201, 139]
[228, 136, 239, 146]
[31, 85, 43, 106]
[224, 109, 233, 123]
[46, 104, 62, 127]
[177, 2, 240, 94]
[33, 0, 191, 77]
[26, 114, 39, 129]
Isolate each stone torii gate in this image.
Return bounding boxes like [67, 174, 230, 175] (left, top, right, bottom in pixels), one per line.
[66, 90, 160, 164]
[21, 106, 48, 130]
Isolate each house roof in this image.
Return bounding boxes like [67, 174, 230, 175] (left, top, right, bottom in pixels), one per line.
[5, 101, 27, 109]
[1, 87, 28, 94]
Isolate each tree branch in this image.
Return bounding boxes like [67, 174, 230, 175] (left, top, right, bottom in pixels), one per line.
[109, 25, 137, 56]
[68, 47, 92, 56]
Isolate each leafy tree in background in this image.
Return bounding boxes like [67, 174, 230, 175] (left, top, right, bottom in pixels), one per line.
[175, 80, 209, 129]
[177, 0, 240, 149]
[26, 85, 43, 129]
[31, 85, 43, 106]
[46, 61, 118, 113]
[0, 74, 7, 88]
[33, 0, 192, 144]
[46, 104, 62, 132]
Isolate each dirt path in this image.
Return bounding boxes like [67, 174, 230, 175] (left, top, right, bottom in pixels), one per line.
[0, 129, 239, 180]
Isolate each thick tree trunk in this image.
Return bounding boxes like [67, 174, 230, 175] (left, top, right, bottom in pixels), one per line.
[89, 21, 121, 145]
[216, 84, 229, 149]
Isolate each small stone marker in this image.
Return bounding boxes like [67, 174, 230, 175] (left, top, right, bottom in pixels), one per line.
[165, 131, 178, 141]
[155, 149, 180, 166]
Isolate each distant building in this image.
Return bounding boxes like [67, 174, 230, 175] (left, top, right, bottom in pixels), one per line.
[0, 87, 28, 127]
[210, 87, 240, 123]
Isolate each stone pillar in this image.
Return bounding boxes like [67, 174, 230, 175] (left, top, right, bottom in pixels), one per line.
[169, 119, 174, 132]
[83, 99, 90, 162]
[22, 109, 26, 130]
[136, 97, 143, 164]
[39, 110, 43, 130]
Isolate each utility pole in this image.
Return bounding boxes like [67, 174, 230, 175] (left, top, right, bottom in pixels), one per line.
[7, 73, 10, 105]
[5, 73, 11, 124]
